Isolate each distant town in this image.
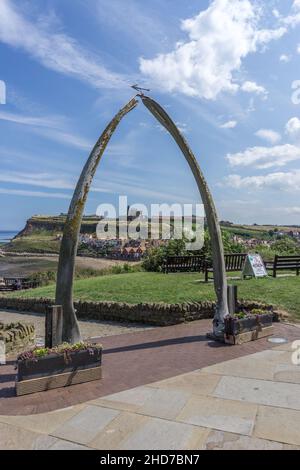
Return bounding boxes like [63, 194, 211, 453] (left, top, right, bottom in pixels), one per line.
[1, 212, 299, 262]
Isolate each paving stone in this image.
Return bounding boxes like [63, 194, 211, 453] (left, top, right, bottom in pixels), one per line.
[148, 371, 221, 397]
[94, 387, 189, 420]
[177, 395, 257, 436]
[90, 412, 148, 450]
[254, 406, 300, 445]
[91, 386, 156, 412]
[213, 376, 300, 410]
[0, 422, 44, 450]
[201, 350, 287, 381]
[31, 435, 60, 450]
[247, 349, 292, 362]
[49, 439, 90, 450]
[0, 405, 84, 434]
[204, 429, 299, 450]
[51, 405, 120, 445]
[138, 388, 190, 420]
[273, 363, 300, 384]
[119, 416, 209, 450]
[272, 341, 298, 352]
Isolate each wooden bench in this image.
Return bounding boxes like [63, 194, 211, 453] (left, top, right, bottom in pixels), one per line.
[0, 285, 14, 292]
[3, 277, 40, 290]
[205, 253, 247, 282]
[267, 255, 300, 278]
[4, 277, 24, 290]
[163, 255, 208, 274]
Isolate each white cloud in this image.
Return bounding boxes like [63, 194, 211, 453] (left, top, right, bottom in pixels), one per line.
[175, 121, 188, 134]
[220, 120, 237, 129]
[0, 168, 196, 205]
[0, 0, 128, 89]
[225, 170, 300, 191]
[255, 129, 281, 144]
[282, 0, 300, 27]
[0, 188, 70, 199]
[285, 117, 300, 140]
[293, 0, 300, 10]
[227, 143, 300, 169]
[0, 171, 75, 190]
[140, 0, 286, 99]
[0, 110, 92, 150]
[95, 0, 167, 51]
[285, 206, 300, 214]
[31, 128, 92, 151]
[240, 81, 268, 98]
[272, 9, 281, 19]
[297, 44, 300, 53]
[0, 110, 63, 128]
[283, 14, 300, 27]
[279, 54, 291, 62]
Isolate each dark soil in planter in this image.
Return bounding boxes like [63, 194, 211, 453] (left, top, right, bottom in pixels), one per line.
[17, 347, 102, 382]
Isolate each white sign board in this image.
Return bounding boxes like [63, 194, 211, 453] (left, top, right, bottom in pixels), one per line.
[243, 254, 268, 278]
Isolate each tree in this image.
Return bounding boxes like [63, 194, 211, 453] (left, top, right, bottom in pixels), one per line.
[140, 95, 229, 337]
[272, 236, 300, 255]
[55, 98, 138, 344]
[142, 239, 187, 272]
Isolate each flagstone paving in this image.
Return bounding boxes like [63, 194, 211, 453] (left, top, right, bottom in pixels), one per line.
[0, 320, 300, 449]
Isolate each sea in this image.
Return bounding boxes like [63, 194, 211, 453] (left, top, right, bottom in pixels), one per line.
[0, 231, 18, 244]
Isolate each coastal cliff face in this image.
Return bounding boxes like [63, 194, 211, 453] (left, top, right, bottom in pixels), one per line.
[17, 217, 66, 237]
[16, 215, 102, 238]
[2, 215, 102, 254]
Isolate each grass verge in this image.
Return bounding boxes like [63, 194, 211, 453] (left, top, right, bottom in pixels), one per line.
[5, 271, 300, 320]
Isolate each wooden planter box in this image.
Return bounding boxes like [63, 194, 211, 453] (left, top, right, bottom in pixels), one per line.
[16, 347, 102, 396]
[224, 313, 274, 345]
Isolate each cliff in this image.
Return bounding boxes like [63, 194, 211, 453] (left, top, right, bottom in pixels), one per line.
[17, 215, 102, 237]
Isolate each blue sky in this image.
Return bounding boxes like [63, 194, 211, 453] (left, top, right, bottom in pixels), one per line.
[0, 0, 300, 230]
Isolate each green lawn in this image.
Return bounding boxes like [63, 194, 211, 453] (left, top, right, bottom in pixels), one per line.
[6, 272, 300, 320]
[4, 233, 60, 253]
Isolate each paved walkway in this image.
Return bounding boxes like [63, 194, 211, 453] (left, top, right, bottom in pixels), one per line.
[1, 320, 299, 415]
[0, 321, 300, 449]
[0, 309, 154, 345]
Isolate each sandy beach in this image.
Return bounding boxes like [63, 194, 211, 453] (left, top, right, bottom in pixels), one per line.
[0, 254, 137, 277]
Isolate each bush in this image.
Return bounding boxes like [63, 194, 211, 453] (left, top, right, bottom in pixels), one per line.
[142, 229, 248, 272]
[271, 237, 300, 255]
[27, 270, 56, 286]
[142, 239, 191, 272]
[142, 247, 166, 272]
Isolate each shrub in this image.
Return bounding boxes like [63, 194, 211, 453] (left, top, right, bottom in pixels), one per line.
[142, 230, 246, 272]
[271, 236, 300, 255]
[142, 247, 166, 272]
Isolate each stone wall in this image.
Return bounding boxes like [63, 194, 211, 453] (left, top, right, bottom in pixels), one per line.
[0, 297, 281, 326]
[0, 321, 35, 353]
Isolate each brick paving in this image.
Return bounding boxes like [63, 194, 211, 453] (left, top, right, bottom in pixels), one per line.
[1, 319, 299, 416]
